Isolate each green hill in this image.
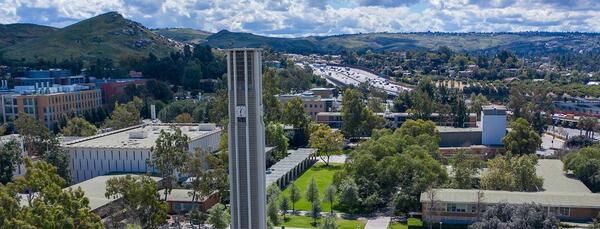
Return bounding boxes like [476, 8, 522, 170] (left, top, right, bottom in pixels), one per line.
[202, 31, 600, 55]
[203, 30, 323, 53]
[0, 12, 181, 62]
[0, 23, 57, 49]
[153, 28, 212, 44]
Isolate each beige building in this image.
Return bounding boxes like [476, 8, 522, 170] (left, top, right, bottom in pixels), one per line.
[277, 89, 336, 120]
[1, 85, 102, 129]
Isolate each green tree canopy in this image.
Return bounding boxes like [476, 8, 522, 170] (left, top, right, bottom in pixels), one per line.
[105, 175, 167, 228]
[147, 127, 190, 200]
[503, 118, 542, 155]
[61, 117, 98, 137]
[309, 123, 344, 166]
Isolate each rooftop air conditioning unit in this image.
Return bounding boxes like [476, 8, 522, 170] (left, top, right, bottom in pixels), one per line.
[197, 123, 216, 131]
[129, 130, 148, 139]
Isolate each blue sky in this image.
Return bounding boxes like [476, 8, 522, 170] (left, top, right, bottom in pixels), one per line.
[1, 0, 600, 37]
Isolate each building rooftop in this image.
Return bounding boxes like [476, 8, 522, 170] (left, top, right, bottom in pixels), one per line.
[537, 159, 591, 193]
[63, 123, 221, 149]
[266, 148, 316, 187]
[422, 159, 599, 208]
[421, 189, 600, 208]
[482, 105, 507, 115]
[158, 189, 215, 202]
[437, 126, 482, 133]
[68, 174, 161, 211]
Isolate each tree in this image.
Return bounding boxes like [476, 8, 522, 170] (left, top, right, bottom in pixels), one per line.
[565, 135, 595, 149]
[324, 185, 337, 215]
[341, 88, 384, 137]
[578, 116, 598, 138]
[338, 178, 360, 210]
[106, 99, 142, 130]
[452, 95, 468, 127]
[469, 93, 489, 119]
[267, 183, 282, 204]
[207, 203, 230, 229]
[61, 117, 97, 137]
[14, 112, 52, 156]
[409, 90, 434, 120]
[267, 198, 280, 225]
[42, 137, 71, 181]
[266, 122, 289, 164]
[480, 155, 543, 191]
[279, 195, 289, 221]
[310, 200, 322, 226]
[282, 97, 309, 130]
[341, 88, 364, 137]
[105, 175, 167, 228]
[470, 203, 559, 229]
[321, 216, 338, 229]
[309, 124, 344, 166]
[306, 177, 320, 203]
[449, 150, 483, 189]
[147, 127, 190, 200]
[367, 97, 384, 113]
[503, 118, 542, 155]
[289, 182, 302, 213]
[0, 140, 21, 184]
[5, 159, 102, 228]
[174, 113, 194, 123]
[563, 146, 600, 192]
[263, 69, 282, 123]
[184, 149, 209, 212]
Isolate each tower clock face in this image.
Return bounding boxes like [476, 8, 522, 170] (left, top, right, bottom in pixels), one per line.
[236, 105, 247, 117]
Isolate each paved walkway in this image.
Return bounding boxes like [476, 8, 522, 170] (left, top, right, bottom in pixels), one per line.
[327, 154, 348, 164]
[365, 216, 391, 229]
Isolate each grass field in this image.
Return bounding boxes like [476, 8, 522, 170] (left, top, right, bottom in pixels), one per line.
[280, 215, 366, 229]
[281, 162, 343, 212]
[388, 218, 424, 229]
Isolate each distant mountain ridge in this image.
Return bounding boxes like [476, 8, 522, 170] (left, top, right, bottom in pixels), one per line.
[0, 23, 57, 49]
[201, 30, 600, 55]
[0, 12, 182, 62]
[2, 11, 600, 63]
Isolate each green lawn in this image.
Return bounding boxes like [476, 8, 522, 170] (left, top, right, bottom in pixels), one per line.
[280, 215, 366, 229]
[388, 218, 424, 229]
[281, 162, 343, 212]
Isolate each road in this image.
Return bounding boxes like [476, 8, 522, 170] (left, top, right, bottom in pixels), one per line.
[311, 65, 411, 95]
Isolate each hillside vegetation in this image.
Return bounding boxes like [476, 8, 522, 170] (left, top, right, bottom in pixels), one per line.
[0, 23, 56, 49]
[0, 12, 180, 63]
[153, 28, 212, 44]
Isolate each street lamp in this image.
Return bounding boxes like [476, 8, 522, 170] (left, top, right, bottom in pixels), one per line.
[439, 222, 443, 229]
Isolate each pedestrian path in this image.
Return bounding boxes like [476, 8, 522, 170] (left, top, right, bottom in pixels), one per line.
[365, 216, 390, 229]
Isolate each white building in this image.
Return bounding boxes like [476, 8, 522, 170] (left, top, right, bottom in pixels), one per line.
[63, 123, 222, 183]
[481, 105, 508, 145]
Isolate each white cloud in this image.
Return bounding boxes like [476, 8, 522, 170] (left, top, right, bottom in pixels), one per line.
[3, 0, 600, 36]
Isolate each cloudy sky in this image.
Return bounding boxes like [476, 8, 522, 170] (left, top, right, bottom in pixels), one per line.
[1, 0, 600, 37]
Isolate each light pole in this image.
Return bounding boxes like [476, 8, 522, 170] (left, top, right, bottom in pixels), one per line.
[439, 222, 443, 229]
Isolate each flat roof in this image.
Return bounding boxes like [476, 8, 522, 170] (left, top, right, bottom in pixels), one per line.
[266, 148, 316, 187]
[421, 189, 600, 208]
[482, 105, 507, 115]
[68, 174, 162, 211]
[437, 126, 482, 133]
[63, 124, 221, 149]
[422, 159, 599, 208]
[537, 159, 591, 193]
[158, 189, 215, 202]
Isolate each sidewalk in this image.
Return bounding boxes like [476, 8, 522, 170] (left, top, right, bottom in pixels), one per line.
[365, 216, 391, 229]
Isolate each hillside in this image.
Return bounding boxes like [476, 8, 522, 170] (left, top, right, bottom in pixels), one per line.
[203, 30, 323, 53]
[153, 28, 212, 44]
[202, 31, 600, 55]
[0, 23, 57, 49]
[0, 12, 181, 62]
